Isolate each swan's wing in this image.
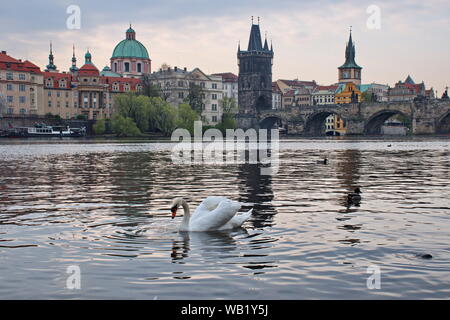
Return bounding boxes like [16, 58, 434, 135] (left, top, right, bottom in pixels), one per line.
[221, 208, 253, 229]
[190, 199, 241, 231]
[192, 196, 228, 221]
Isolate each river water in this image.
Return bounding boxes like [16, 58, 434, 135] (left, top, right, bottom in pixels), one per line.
[0, 137, 449, 299]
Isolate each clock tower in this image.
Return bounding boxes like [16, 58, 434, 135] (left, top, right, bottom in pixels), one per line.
[338, 28, 362, 85]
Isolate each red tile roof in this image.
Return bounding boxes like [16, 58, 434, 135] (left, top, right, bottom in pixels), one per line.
[0, 52, 42, 74]
[212, 72, 238, 82]
[78, 63, 100, 76]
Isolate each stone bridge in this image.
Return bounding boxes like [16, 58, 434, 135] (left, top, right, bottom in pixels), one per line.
[255, 99, 450, 135]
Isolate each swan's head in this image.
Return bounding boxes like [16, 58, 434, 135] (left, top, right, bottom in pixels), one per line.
[170, 197, 184, 219]
[354, 187, 362, 194]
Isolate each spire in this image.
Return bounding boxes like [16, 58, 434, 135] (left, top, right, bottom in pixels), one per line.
[70, 44, 78, 73]
[270, 40, 273, 52]
[263, 32, 269, 51]
[237, 41, 241, 53]
[46, 41, 57, 72]
[338, 27, 361, 69]
[247, 22, 263, 51]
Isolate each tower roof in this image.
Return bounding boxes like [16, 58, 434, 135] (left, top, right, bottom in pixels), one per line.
[248, 24, 263, 51]
[339, 29, 362, 69]
[404, 75, 415, 84]
[112, 26, 150, 60]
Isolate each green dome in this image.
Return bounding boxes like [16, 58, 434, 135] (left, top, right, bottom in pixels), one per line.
[112, 39, 149, 59]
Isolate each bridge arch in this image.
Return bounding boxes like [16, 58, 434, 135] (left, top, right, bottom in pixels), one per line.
[436, 110, 450, 134]
[304, 111, 345, 136]
[364, 109, 411, 135]
[259, 115, 284, 130]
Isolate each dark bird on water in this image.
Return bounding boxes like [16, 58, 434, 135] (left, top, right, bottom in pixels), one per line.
[317, 158, 328, 165]
[347, 188, 362, 207]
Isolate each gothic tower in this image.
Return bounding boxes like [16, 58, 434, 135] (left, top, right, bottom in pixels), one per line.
[338, 28, 362, 85]
[237, 19, 274, 129]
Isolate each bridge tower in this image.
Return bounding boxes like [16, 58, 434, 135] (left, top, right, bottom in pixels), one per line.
[237, 18, 274, 129]
[338, 27, 362, 85]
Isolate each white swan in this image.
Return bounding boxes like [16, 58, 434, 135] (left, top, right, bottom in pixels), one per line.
[170, 196, 253, 232]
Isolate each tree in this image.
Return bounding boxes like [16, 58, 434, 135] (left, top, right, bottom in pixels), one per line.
[220, 96, 238, 115]
[176, 103, 199, 134]
[114, 93, 152, 132]
[142, 74, 161, 98]
[92, 119, 106, 135]
[215, 96, 237, 133]
[186, 83, 204, 113]
[362, 91, 377, 102]
[111, 115, 141, 137]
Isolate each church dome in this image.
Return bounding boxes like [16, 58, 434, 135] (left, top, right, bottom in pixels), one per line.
[111, 26, 150, 60]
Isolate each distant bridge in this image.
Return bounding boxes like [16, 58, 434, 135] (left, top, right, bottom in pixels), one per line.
[254, 99, 450, 135]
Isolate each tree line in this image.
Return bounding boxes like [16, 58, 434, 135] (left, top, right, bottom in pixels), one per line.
[93, 84, 237, 137]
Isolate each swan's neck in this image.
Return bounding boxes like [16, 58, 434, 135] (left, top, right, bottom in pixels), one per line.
[180, 200, 190, 231]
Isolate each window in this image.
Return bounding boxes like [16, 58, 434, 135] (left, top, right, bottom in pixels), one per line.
[178, 81, 184, 87]
[7, 96, 13, 103]
[124, 62, 130, 72]
[212, 83, 217, 89]
[212, 104, 217, 111]
[48, 101, 52, 107]
[20, 108, 26, 114]
[114, 62, 118, 72]
[19, 96, 26, 103]
[137, 63, 142, 73]
[19, 84, 25, 91]
[212, 116, 218, 122]
[8, 108, 14, 114]
[6, 73, 13, 80]
[200, 82, 205, 88]
[57, 91, 61, 97]
[48, 91, 52, 97]
[66, 102, 69, 108]
[178, 92, 184, 99]
[7, 84, 13, 91]
[212, 94, 217, 100]
[19, 74, 26, 80]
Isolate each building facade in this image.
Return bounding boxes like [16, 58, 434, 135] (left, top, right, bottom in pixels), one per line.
[212, 72, 238, 106]
[312, 85, 338, 105]
[0, 51, 44, 116]
[147, 67, 224, 125]
[388, 76, 433, 102]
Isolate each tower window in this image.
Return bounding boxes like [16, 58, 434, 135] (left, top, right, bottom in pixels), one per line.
[124, 62, 130, 72]
[114, 63, 117, 72]
[137, 63, 142, 73]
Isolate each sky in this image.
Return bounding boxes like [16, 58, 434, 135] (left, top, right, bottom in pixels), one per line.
[1, 0, 449, 93]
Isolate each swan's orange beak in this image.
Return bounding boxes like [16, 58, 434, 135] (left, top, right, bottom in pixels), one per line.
[171, 207, 177, 219]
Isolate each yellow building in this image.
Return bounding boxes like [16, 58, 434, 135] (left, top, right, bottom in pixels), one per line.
[335, 82, 362, 104]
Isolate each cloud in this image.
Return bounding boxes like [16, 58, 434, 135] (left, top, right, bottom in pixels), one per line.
[0, 0, 449, 91]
